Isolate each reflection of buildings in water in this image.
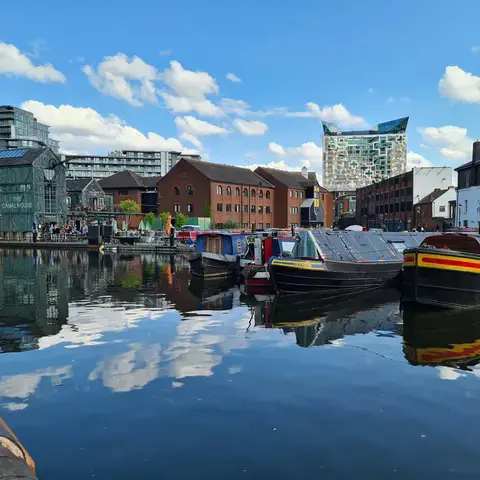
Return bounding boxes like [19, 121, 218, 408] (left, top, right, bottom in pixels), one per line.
[0, 250, 69, 352]
[403, 307, 480, 379]
[0, 365, 72, 411]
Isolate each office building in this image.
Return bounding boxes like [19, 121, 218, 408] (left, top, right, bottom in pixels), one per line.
[356, 167, 453, 231]
[0, 105, 59, 152]
[322, 117, 408, 192]
[62, 150, 200, 179]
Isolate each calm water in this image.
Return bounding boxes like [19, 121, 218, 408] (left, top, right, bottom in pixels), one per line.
[1, 250, 480, 479]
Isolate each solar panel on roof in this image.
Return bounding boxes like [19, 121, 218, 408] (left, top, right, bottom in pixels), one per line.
[0, 148, 29, 159]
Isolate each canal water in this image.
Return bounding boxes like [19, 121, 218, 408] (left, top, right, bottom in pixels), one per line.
[1, 249, 480, 479]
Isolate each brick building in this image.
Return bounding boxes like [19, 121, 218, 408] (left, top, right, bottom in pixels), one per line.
[254, 166, 333, 228]
[333, 191, 356, 225]
[356, 167, 453, 231]
[157, 158, 275, 229]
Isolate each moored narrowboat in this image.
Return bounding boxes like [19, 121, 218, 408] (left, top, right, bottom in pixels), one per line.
[268, 230, 429, 295]
[402, 233, 480, 308]
[189, 232, 247, 278]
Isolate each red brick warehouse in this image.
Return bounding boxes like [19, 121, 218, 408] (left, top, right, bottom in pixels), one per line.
[157, 158, 275, 228]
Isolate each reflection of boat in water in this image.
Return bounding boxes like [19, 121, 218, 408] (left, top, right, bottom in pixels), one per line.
[246, 288, 401, 348]
[269, 230, 430, 295]
[402, 306, 480, 368]
[188, 276, 240, 311]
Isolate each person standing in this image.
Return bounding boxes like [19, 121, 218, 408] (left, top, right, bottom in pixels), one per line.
[32, 223, 37, 243]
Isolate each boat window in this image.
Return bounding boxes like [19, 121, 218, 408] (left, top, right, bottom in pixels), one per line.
[206, 236, 223, 253]
[279, 240, 295, 253]
[215, 238, 222, 253]
[421, 235, 480, 254]
[391, 241, 407, 252]
[292, 232, 320, 259]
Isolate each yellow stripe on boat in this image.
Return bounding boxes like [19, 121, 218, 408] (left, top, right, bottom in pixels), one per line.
[271, 259, 325, 270]
[417, 252, 480, 273]
[403, 253, 416, 267]
[415, 339, 480, 364]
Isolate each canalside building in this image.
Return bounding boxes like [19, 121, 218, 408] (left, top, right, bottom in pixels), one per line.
[356, 167, 453, 231]
[158, 158, 275, 229]
[254, 166, 333, 228]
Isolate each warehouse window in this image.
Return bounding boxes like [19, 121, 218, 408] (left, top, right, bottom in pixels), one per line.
[45, 184, 56, 213]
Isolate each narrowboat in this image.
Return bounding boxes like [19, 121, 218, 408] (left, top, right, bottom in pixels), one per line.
[403, 306, 480, 368]
[189, 232, 247, 278]
[402, 233, 480, 308]
[268, 229, 430, 295]
[240, 235, 296, 293]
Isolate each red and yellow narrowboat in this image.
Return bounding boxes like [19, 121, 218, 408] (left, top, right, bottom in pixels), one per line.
[402, 234, 480, 308]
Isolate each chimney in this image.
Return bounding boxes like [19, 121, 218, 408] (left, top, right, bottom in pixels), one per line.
[301, 166, 308, 178]
[473, 141, 480, 164]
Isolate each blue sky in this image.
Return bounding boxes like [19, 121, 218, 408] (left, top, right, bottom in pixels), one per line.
[2, 0, 480, 179]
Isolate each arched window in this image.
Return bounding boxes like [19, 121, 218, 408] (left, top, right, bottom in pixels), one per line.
[173, 186, 180, 196]
[226, 186, 232, 196]
[266, 190, 271, 199]
[186, 185, 194, 196]
[235, 187, 240, 196]
[243, 188, 248, 197]
[258, 189, 263, 198]
[217, 185, 223, 195]
[251, 189, 256, 198]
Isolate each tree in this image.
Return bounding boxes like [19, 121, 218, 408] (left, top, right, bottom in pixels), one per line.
[223, 219, 239, 229]
[159, 211, 171, 229]
[144, 212, 155, 228]
[175, 212, 188, 229]
[119, 199, 140, 229]
[203, 201, 211, 218]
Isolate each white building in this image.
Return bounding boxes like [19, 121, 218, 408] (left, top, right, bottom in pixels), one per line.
[431, 187, 456, 218]
[412, 167, 453, 206]
[455, 141, 480, 229]
[62, 150, 201, 179]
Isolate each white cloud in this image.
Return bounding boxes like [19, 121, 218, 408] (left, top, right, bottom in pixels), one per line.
[471, 46, 480, 54]
[83, 53, 159, 107]
[438, 366, 465, 381]
[21, 100, 186, 154]
[220, 98, 251, 116]
[387, 96, 411, 104]
[226, 72, 242, 83]
[418, 125, 473, 161]
[180, 132, 203, 149]
[420, 144, 430, 150]
[407, 151, 431, 170]
[268, 141, 323, 170]
[0, 41, 66, 83]
[248, 160, 300, 172]
[162, 60, 218, 99]
[439, 66, 480, 103]
[159, 50, 172, 57]
[160, 92, 223, 116]
[233, 119, 268, 135]
[175, 116, 229, 136]
[286, 102, 365, 127]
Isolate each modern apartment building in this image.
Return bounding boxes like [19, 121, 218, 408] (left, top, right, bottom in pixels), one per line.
[0, 105, 59, 152]
[322, 117, 408, 192]
[62, 150, 201, 179]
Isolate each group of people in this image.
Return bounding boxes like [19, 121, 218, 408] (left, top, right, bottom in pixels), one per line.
[32, 222, 88, 242]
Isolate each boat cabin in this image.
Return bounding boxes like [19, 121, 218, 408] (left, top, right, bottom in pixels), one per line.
[194, 232, 247, 256]
[420, 234, 480, 254]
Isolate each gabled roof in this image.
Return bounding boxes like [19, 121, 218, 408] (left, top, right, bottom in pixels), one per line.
[99, 170, 146, 189]
[417, 188, 449, 205]
[0, 147, 48, 167]
[185, 159, 274, 187]
[142, 175, 162, 188]
[255, 167, 322, 189]
[455, 161, 472, 172]
[66, 179, 92, 192]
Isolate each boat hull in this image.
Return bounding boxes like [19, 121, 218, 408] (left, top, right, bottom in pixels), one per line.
[189, 252, 240, 279]
[402, 248, 480, 309]
[268, 257, 402, 295]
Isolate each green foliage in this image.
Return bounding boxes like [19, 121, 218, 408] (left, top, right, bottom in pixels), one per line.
[144, 212, 156, 227]
[119, 199, 140, 214]
[159, 211, 171, 229]
[121, 272, 140, 289]
[203, 201, 211, 218]
[175, 212, 188, 229]
[222, 219, 239, 229]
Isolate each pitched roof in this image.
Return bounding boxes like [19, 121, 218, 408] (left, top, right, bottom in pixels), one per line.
[0, 147, 48, 167]
[185, 159, 274, 187]
[417, 188, 449, 205]
[255, 167, 322, 189]
[455, 161, 472, 171]
[66, 179, 92, 192]
[142, 175, 162, 188]
[99, 170, 146, 189]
